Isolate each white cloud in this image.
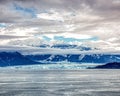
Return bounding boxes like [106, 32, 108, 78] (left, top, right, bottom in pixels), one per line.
[107, 38, 118, 42]
[0, 0, 120, 53]
[63, 33, 92, 39]
[37, 9, 64, 22]
[44, 33, 92, 40]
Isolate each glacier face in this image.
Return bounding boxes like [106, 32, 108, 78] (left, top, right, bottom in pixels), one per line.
[0, 63, 100, 70]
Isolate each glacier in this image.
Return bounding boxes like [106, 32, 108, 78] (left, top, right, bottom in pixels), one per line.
[0, 63, 102, 70]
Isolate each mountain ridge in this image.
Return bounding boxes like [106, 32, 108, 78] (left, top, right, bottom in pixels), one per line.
[0, 52, 40, 67]
[26, 54, 120, 63]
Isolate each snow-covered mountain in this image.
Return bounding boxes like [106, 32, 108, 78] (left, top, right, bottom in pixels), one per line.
[0, 51, 120, 67]
[26, 54, 120, 64]
[0, 52, 40, 67]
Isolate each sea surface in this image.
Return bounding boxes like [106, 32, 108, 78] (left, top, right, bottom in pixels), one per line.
[0, 69, 120, 96]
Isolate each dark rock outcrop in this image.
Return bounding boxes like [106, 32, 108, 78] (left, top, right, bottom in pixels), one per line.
[94, 62, 120, 69]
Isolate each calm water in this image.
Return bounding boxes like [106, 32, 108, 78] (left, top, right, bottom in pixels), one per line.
[0, 69, 120, 96]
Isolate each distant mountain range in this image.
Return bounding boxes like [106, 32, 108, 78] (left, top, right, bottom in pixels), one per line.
[0, 51, 120, 67]
[26, 54, 120, 63]
[0, 52, 40, 67]
[39, 44, 97, 51]
[93, 62, 120, 69]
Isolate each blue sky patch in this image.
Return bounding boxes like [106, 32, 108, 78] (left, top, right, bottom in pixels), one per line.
[87, 37, 98, 41]
[0, 23, 6, 27]
[54, 36, 98, 43]
[13, 4, 36, 18]
[43, 36, 51, 41]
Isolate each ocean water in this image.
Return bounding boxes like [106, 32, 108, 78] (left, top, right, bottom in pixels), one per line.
[0, 69, 120, 96]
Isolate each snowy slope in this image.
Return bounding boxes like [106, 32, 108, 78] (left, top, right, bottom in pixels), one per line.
[26, 54, 120, 64]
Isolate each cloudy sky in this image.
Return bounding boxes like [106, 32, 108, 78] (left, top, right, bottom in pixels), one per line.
[0, 0, 120, 53]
